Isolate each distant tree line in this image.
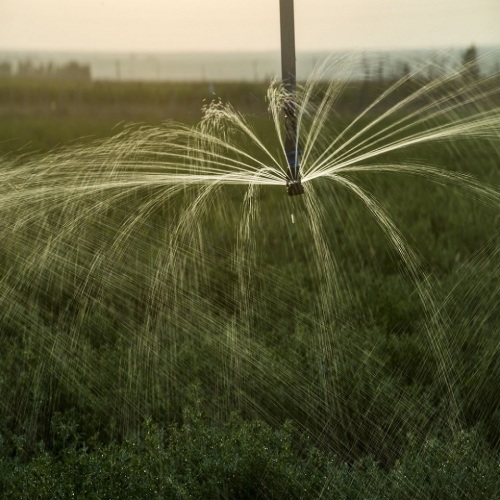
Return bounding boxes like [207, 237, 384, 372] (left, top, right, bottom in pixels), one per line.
[0, 45, 495, 83]
[0, 62, 12, 77]
[363, 44, 494, 83]
[0, 60, 91, 81]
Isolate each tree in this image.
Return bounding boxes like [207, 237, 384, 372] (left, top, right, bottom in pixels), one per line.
[0, 61, 12, 77]
[462, 44, 480, 80]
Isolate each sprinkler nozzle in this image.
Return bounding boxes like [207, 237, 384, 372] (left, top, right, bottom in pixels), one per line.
[287, 180, 304, 196]
[286, 149, 304, 196]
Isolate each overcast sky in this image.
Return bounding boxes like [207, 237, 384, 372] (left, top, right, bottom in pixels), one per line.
[1, 0, 499, 53]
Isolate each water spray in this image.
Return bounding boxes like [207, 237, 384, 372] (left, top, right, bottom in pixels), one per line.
[280, 0, 304, 196]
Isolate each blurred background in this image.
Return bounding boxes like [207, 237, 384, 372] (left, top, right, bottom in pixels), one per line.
[0, 0, 499, 155]
[1, 0, 499, 81]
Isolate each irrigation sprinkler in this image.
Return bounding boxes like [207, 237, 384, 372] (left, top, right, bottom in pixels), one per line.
[280, 0, 304, 196]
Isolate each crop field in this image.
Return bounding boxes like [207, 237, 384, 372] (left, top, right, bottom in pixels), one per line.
[0, 73, 499, 498]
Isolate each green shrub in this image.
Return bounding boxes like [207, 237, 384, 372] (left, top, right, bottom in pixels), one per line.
[1, 417, 498, 499]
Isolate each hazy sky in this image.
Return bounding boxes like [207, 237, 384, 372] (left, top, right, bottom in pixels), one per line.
[1, 0, 499, 53]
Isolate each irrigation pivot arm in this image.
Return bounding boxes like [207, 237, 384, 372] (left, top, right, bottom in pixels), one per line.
[280, 0, 304, 196]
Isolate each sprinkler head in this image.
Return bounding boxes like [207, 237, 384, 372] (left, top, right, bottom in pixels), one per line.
[286, 149, 304, 196]
[287, 179, 304, 196]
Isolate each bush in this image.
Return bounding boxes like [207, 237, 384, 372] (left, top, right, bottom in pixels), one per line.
[1, 415, 498, 499]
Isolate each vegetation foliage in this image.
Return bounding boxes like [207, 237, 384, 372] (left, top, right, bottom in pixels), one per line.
[0, 71, 499, 497]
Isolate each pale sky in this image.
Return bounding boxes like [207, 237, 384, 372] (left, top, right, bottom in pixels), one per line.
[1, 0, 499, 53]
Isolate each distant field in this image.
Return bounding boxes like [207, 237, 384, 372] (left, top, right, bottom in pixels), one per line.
[0, 78, 273, 155]
[0, 76, 430, 155]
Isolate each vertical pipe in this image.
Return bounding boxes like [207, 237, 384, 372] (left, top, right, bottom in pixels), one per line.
[280, 0, 303, 195]
[280, 0, 297, 93]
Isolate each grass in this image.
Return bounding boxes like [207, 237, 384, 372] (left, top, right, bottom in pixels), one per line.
[0, 78, 270, 155]
[0, 75, 499, 498]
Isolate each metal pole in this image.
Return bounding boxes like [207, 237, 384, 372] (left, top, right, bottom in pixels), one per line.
[280, 0, 296, 92]
[280, 0, 304, 195]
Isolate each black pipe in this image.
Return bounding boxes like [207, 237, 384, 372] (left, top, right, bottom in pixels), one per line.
[280, 0, 304, 196]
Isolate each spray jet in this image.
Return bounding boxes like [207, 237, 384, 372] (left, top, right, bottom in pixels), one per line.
[280, 0, 304, 196]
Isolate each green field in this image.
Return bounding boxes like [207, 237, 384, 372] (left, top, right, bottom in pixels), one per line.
[0, 76, 499, 498]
